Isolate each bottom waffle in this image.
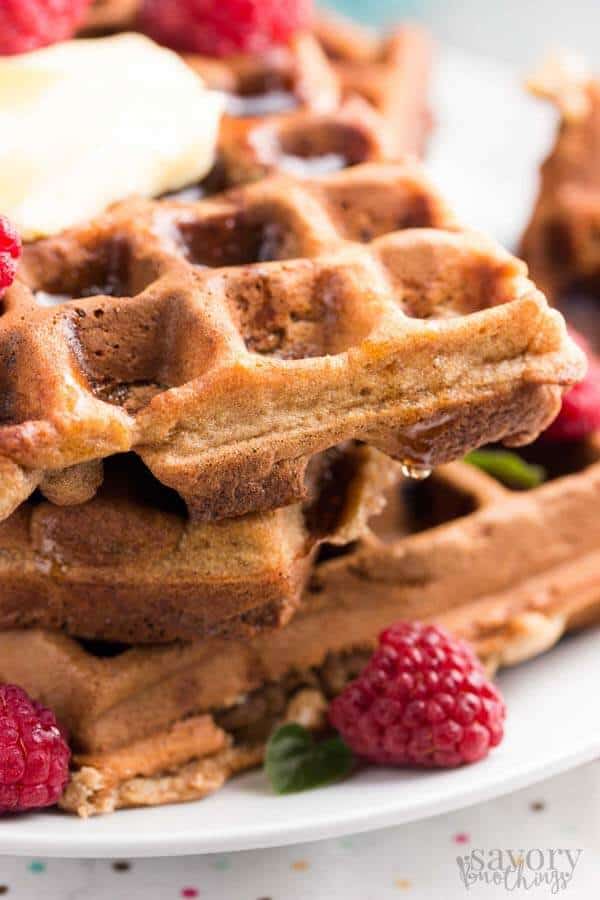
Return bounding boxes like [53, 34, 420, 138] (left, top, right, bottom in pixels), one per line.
[1, 436, 599, 815]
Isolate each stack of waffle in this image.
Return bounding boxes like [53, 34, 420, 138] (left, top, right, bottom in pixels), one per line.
[0, 13, 589, 816]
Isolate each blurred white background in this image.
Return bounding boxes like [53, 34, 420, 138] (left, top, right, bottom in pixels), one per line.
[419, 0, 600, 65]
[334, 0, 600, 65]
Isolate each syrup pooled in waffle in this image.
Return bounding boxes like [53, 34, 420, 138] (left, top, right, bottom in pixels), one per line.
[0, 444, 398, 643]
[0, 163, 584, 523]
[2, 433, 600, 814]
[522, 55, 600, 302]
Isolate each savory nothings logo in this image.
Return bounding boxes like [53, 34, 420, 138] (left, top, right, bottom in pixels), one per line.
[456, 848, 583, 893]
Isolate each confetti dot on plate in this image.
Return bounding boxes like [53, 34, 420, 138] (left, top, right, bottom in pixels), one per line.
[453, 833, 470, 845]
[112, 861, 131, 872]
[181, 889, 199, 898]
[27, 861, 46, 874]
[338, 837, 354, 849]
[395, 878, 412, 890]
[292, 860, 309, 871]
[530, 801, 546, 812]
[0, 886, 8, 895]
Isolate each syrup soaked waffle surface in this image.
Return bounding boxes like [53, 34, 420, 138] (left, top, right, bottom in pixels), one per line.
[2, 434, 599, 815]
[0, 162, 584, 523]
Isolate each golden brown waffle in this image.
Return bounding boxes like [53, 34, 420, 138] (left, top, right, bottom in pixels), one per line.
[0, 444, 397, 643]
[2, 435, 599, 814]
[522, 57, 600, 302]
[80, 7, 432, 185]
[0, 163, 584, 525]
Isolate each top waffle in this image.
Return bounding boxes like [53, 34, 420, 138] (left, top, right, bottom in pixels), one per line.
[0, 162, 584, 523]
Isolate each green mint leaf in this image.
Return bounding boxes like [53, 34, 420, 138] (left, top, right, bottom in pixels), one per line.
[465, 449, 546, 489]
[265, 723, 354, 794]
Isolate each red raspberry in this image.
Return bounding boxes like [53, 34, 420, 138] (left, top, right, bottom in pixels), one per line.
[0, 216, 21, 292]
[543, 328, 600, 442]
[0, 684, 70, 814]
[140, 0, 314, 57]
[0, 0, 92, 55]
[329, 622, 506, 768]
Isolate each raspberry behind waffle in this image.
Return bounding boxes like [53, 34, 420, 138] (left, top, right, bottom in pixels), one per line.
[0, 163, 584, 524]
[2, 432, 599, 814]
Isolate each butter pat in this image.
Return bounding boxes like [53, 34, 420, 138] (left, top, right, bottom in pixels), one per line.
[0, 34, 224, 239]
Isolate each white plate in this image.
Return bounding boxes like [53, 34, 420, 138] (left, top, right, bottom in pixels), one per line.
[1, 628, 599, 858]
[1, 47, 598, 858]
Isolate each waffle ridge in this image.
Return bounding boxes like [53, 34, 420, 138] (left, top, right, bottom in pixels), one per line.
[0, 163, 585, 522]
[82, 0, 140, 33]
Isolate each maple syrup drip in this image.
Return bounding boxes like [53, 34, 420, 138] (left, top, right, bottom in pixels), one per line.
[400, 461, 433, 481]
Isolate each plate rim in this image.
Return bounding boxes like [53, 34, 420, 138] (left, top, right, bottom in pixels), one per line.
[1, 628, 599, 858]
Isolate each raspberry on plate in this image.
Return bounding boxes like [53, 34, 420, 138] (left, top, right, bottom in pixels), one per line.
[0, 0, 92, 55]
[0, 684, 71, 814]
[0, 216, 21, 292]
[543, 327, 600, 442]
[329, 622, 506, 768]
[140, 0, 314, 57]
